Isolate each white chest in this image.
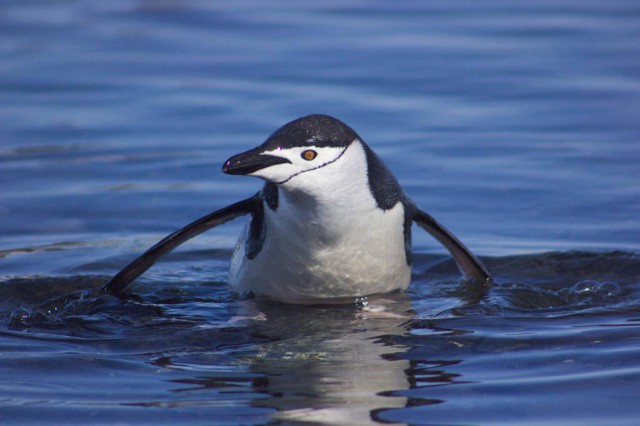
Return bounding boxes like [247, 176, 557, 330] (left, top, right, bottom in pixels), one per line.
[229, 195, 410, 303]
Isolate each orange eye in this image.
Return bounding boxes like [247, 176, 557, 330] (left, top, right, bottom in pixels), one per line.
[301, 150, 317, 161]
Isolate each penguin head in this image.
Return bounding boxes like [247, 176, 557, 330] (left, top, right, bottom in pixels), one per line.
[222, 115, 360, 186]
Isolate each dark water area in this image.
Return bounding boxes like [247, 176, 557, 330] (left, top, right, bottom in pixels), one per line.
[1, 1, 640, 425]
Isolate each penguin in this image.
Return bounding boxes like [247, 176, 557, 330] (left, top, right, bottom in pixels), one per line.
[104, 114, 490, 303]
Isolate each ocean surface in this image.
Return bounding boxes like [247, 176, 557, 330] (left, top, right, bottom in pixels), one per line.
[1, 1, 639, 424]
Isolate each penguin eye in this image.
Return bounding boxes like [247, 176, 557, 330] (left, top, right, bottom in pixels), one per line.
[301, 150, 317, 161]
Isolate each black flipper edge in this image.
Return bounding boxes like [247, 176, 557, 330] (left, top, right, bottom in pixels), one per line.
[103, 195, 260, 294]
[413, 207, 491, 285]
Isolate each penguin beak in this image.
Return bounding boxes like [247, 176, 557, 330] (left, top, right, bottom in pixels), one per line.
[222, 147, 291, 176]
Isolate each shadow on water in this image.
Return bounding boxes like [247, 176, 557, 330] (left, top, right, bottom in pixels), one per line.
[1, 250, 639, 424]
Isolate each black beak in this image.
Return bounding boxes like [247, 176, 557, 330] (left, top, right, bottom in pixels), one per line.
[222, 147, 291, 176]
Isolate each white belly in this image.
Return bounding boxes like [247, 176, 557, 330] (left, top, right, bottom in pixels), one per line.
[229, 201, 411, 304]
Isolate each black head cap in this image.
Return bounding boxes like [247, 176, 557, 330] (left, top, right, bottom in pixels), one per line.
[262, 114, 360, 150]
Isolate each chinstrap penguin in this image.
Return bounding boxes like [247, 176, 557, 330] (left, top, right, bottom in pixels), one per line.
[104, 114, 490, 303]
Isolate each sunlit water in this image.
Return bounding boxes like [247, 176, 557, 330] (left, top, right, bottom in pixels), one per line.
[1, 1, 640, 425]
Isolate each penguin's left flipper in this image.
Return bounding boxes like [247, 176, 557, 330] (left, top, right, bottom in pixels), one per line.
[103, 195, 261, 294]
[412, 207, 491, 286]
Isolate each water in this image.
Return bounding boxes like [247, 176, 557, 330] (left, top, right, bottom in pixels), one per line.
[1, 1, 639, 424]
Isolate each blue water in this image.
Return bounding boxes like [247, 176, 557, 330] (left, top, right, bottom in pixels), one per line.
[1, 1, 640, 424]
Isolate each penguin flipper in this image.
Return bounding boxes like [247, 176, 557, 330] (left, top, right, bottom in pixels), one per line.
[103, 195, 261, 294]
[412, 207, 491, 285]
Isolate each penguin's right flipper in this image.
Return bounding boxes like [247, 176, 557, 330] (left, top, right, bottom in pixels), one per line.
[412, 207, 491, 285]
[103, 195, 261, 294]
